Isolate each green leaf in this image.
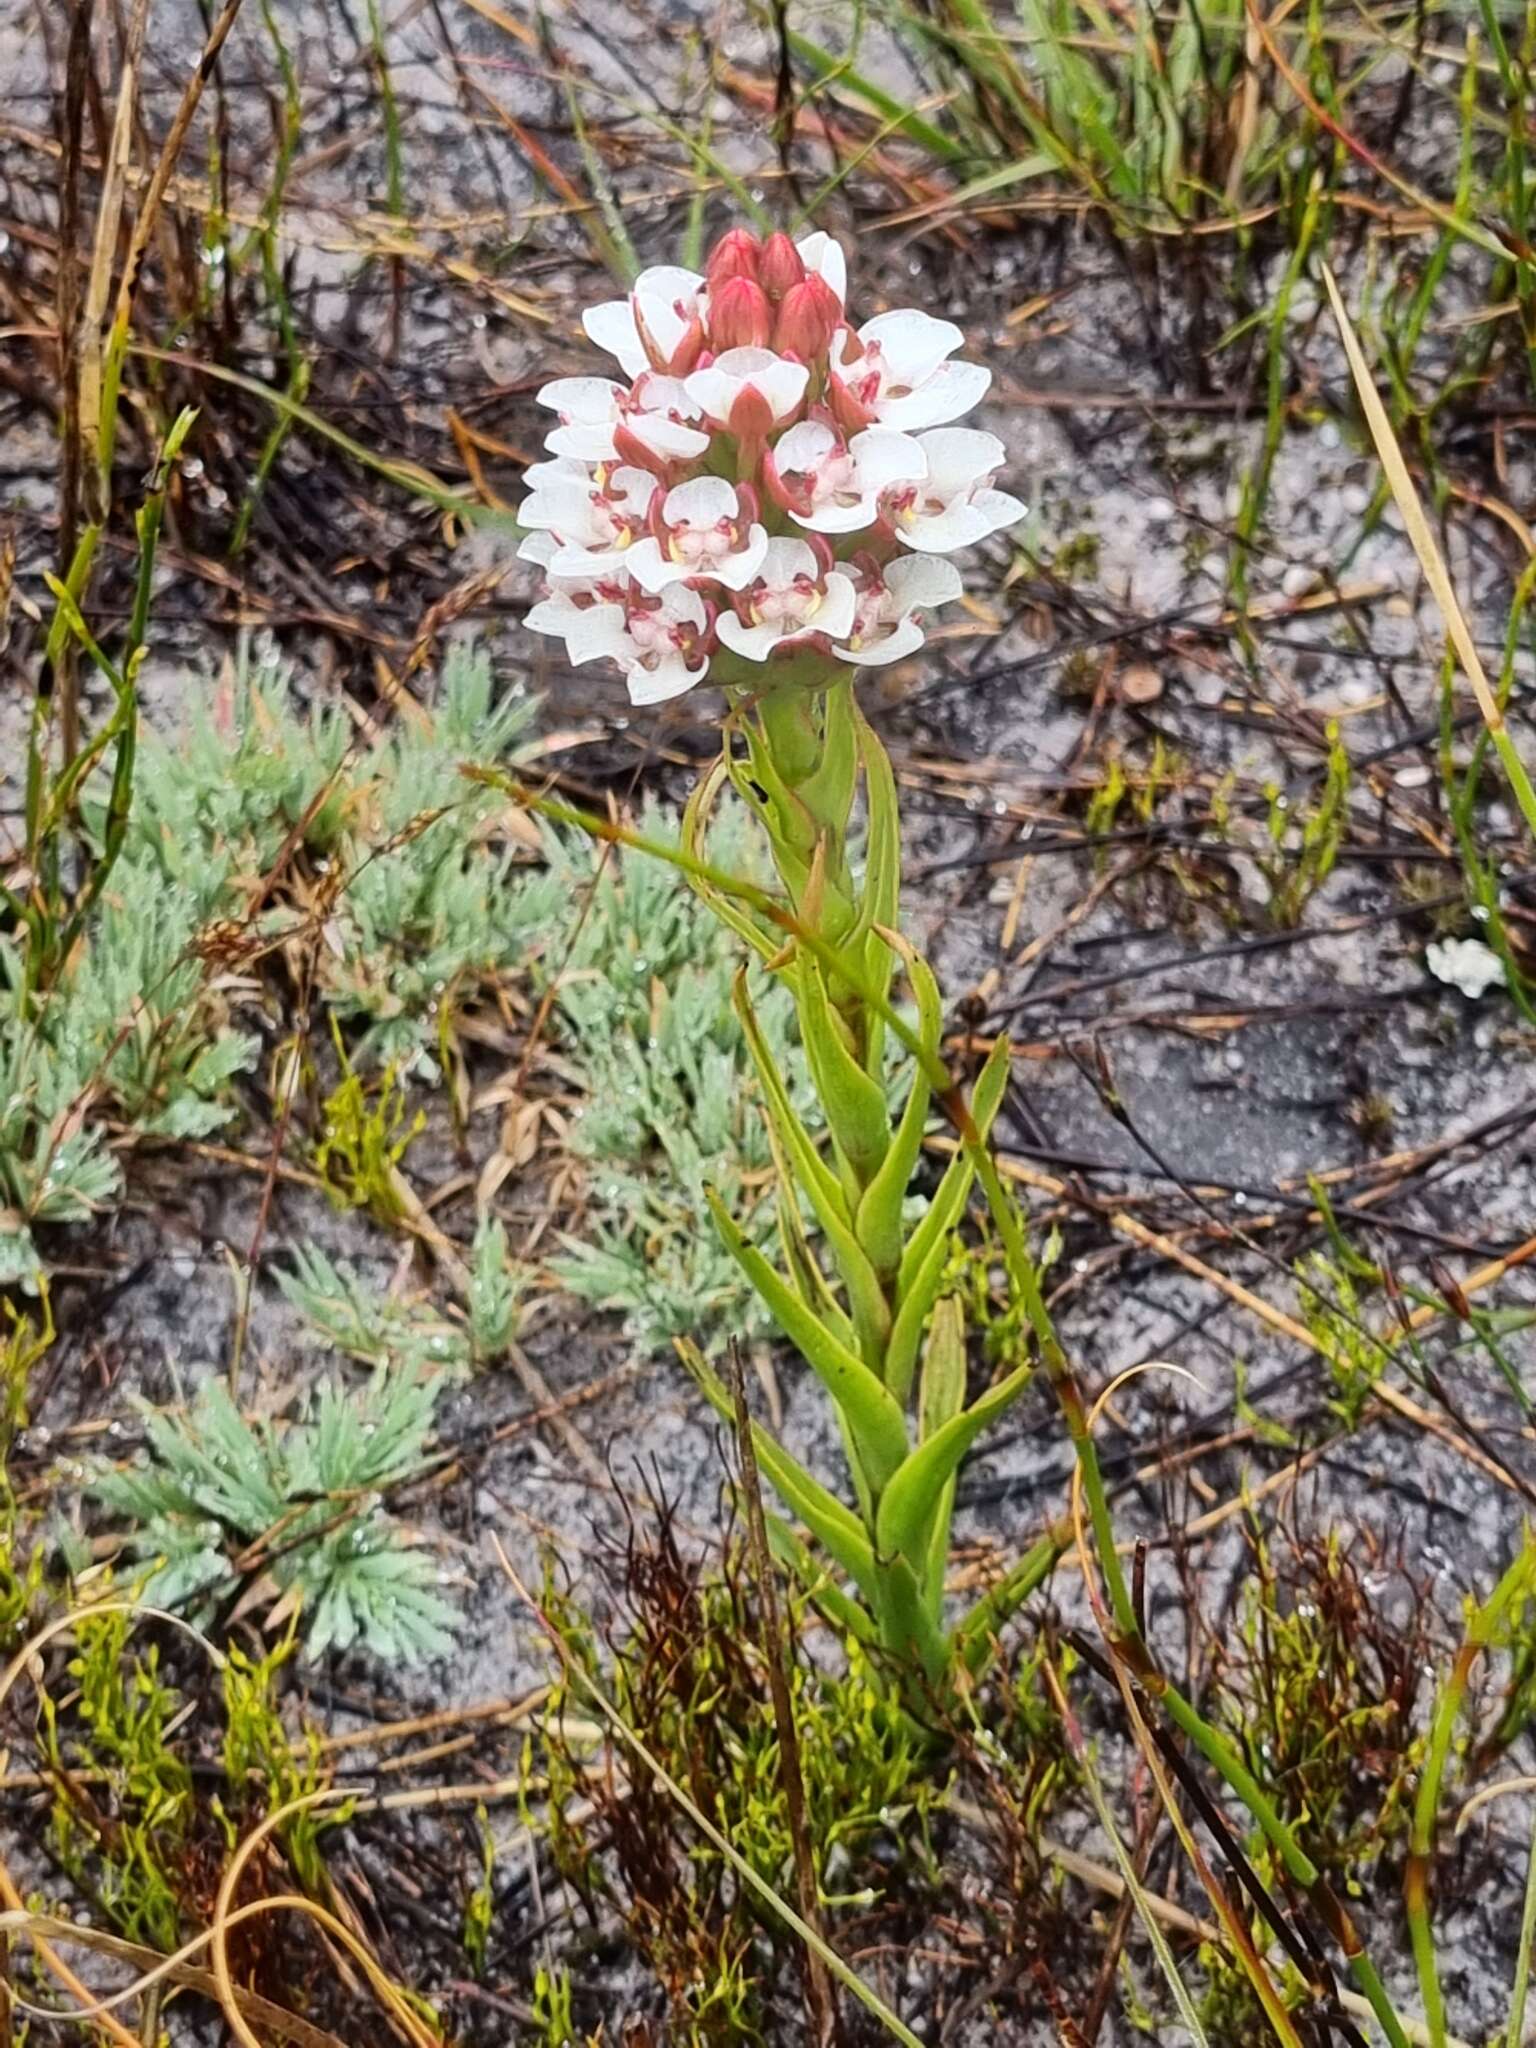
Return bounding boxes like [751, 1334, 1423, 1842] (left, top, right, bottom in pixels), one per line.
[797, 678, 859, 865]
[735, 974, 891, 1365]
[705, 1188, 909, 1493]
[761, 1509, 878, 1644]
[870, 1551, 949, 1685]
[90, 1369, 453, 1665]
[787, 27, 967, 162]
[897, 1035, 1010, 1303]
[917, 1296, 968, 1615]
[884, 1232, 950, 1409]
[920, 1296, 968, 1443]
[682, 760, 778, 965]
[855, 936, 942, 1281]
[951, 1526, 1068, 1677]
[875, 1362, 1032, 1569]
[797, 956, 891, 1187]
[856, 710, 902, 1070]
[679, 1339, 879, 1601]
[733, 973, 848, 1226]
[771, 1158, 861, 1355]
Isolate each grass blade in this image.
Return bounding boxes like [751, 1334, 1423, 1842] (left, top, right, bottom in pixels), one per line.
[1323, 263, 1536, 847]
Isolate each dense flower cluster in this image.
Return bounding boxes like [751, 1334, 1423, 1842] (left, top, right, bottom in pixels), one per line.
[520, 229, 1024, 705]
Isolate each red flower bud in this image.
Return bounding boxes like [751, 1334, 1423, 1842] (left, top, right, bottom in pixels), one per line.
[706, 227, 763, 290]
[709, 276, 772, 351]
[772, 275, 842, 361]
[759, 232, 806, 301]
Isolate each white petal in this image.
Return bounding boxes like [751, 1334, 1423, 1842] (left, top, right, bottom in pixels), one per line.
[773, 420, 837, 472]
[793, 496, 878, 535]
[708, 346, 780, 375]
[710, 525, 770, 591]
[624, 537, 685, 593]
[545, 421, 620, 461]
[626, 413, 711, 460]
[635, 264, 707, 300]
[518, 531, 558, 567]
[523, 455, 591, 489]
[858, 308, 963, 384]
[582, 299, 647, 377]
[843, 618, 926, 667]
[537, 376, 622, 419]
[716, 614, 785, 662]
[664, 474, 740, 525]
[524, 594, 581, 639]
[969, 487, 1026, 536]
[687, 349, 808, 424]
[633, 265, 706, 357]
[757, 536, 819, 585]
[627, 651, 706, 705]
[519, 479, 598, 535]
[900, 501, 997, 552]
[850, 426, 926, 490]
[562, 603, 631, 664]
[815, 572, 858, 641]
[885, 554, 963, 608]
[632, 372, 698, 415]
[657, 583, 709, 630]
[682, 364, 736, 423]
[876, 360, 991, 430]
[916, 427, 1006, 495]
[756, 357, 811, 421]
[610, 467, 659, 514]
[549, 541, 632, 578]
[795, 231, 847, 304]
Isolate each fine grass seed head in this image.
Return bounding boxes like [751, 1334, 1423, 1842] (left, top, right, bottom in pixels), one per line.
[1212, 1526, 1434, 1884]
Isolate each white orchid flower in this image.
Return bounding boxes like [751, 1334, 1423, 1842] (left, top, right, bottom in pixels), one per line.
[839, 556, 963, 667]
[769, 421, 925, 534]
[582, 265, 707, 379]
[538, 372, 709, 465]
[518, 461, 657, 578]
[521, 531, 633, 645]
[522, 225, 1021, 704]
[886, 429, 1025, 553]
[831, 310, 991, 432]
[716, 537, 858, 663]
[625, 476, 768, 593]
[685, 348, 809, 433]
[549, 584, 713, 705]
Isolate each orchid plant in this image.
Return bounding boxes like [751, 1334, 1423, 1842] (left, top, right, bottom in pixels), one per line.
[517, 226, 1045, 1694]
[509, 231, 1455, 2042]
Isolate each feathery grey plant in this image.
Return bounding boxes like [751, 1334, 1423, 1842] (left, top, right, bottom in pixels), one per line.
[1, 644, 539, 1285]
[543, 801, 821, 1354]
[0, 854, 258, 1287]
[280, 1214, 526, 1375]
[93, 1370, 457, 1664]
